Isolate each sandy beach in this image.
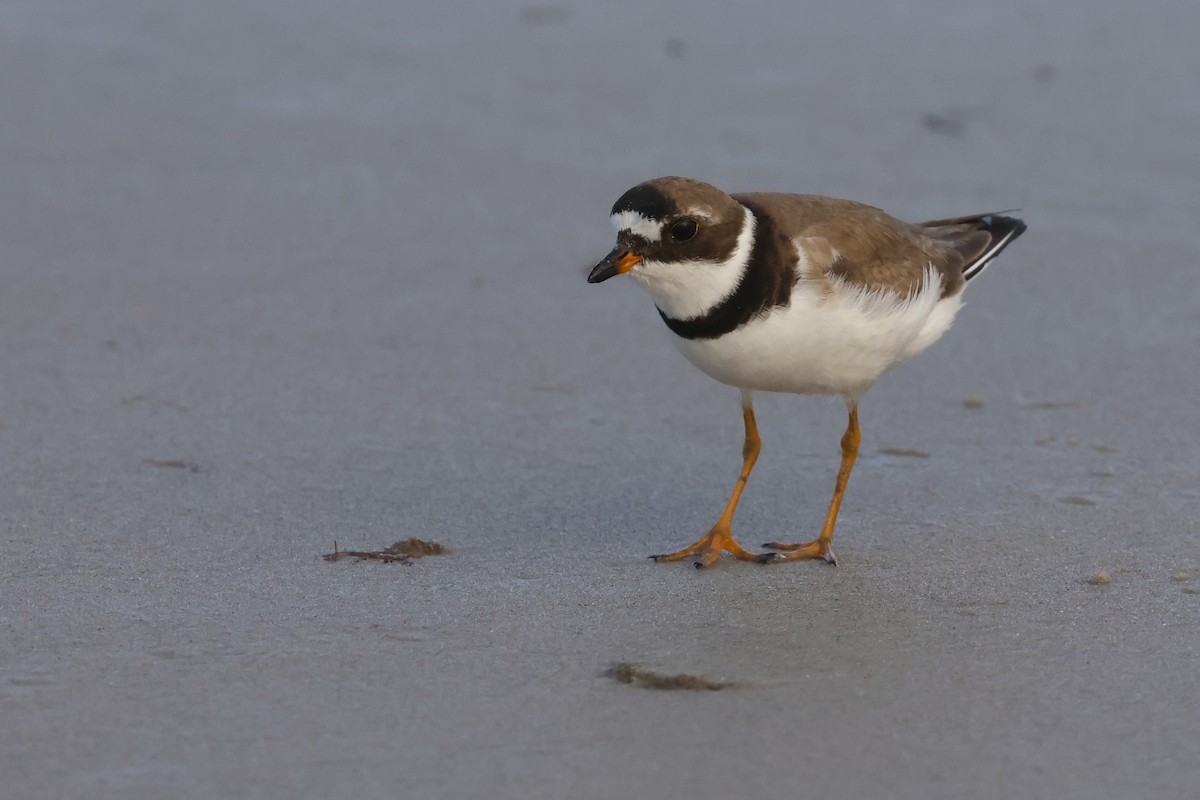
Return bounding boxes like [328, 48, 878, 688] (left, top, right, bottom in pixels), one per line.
[2, 1, 1198, 798]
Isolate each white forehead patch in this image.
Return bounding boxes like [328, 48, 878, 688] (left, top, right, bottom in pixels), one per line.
[611, 210, 662, 243]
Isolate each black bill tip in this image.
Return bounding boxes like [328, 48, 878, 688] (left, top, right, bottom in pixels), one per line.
[587, 247, 641, 283]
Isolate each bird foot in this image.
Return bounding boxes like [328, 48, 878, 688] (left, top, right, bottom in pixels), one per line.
[649, 526, 767, 569]
[760, 540, 838, 566]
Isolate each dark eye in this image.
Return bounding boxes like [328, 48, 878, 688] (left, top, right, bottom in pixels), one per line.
[669, 218, 699, 242]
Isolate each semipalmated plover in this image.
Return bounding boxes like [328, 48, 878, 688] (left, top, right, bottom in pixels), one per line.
[588, 176, 1025, 568]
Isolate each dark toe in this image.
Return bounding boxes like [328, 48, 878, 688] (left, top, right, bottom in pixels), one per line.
[755, 552, 781, 564]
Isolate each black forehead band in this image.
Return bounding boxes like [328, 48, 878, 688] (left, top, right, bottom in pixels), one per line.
[611, 184, 676, 219]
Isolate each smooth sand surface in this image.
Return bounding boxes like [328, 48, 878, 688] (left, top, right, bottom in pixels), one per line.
[3, 2, 1198, 798]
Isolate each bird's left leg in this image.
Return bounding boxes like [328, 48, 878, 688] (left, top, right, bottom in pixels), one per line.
[650, 391, 770, 568]
[761, 402, 862, 565]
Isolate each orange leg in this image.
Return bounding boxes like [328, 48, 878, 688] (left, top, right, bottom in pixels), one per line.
[650, 397, 770, 569]
[761, 404, 861, 566]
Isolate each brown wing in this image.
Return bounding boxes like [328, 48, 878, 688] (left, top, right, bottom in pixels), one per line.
[812, 213, 968, 299]
[733, 193, 965, 298]
[734, 193, 1026, 297]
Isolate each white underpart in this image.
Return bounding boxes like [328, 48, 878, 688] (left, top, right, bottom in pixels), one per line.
[792, 242, 811, 276]
[625, 205, 757, 321]
[673, 265, 963, 398]
[610, 211, 662, 243]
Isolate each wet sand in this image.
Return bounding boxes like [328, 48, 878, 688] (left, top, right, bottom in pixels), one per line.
[2, 2, 1198, 798]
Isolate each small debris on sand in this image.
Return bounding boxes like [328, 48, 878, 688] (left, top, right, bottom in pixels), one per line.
[963, 395, 984, 410]
[922, 110, 966, 137]
[322, 538, 447, 564]
[878, 447, 930, 458]
[607, 663, 732, 691]
[1026, 401, 1083, 410]
[143, 458, 201, 473]
[1087, 571, 1111, 586]
[1171, 572, 1190, 583]
[1059, 495, 1097, 507]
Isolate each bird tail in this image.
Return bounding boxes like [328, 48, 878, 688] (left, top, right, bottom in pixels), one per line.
[918, 212, 1027, 282]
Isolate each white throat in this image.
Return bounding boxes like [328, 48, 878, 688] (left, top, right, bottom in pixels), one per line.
[626, 205, 756, 321]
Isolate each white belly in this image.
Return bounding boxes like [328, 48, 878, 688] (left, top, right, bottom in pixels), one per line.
[671, 277, 963, 398]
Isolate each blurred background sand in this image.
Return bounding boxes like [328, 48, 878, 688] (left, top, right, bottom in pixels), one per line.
[2, 2, 1198, 798]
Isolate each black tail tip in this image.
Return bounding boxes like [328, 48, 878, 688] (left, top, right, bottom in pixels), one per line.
[962, 213, 1026, 282]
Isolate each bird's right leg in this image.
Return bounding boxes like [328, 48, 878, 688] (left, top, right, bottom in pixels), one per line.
[761, 403, 861, 565]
